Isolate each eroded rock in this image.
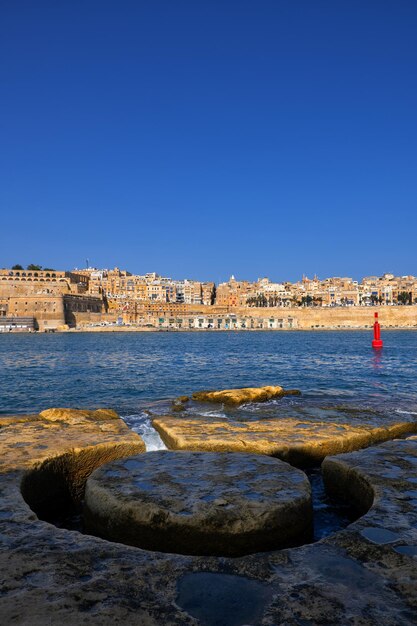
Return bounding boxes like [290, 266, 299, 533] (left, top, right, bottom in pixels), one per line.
[0, 414, 39, 427]
[152, 414, 417, 465]
[191, 385, 300, 405]
[84, 451, 313, 556]
[0, 413, 417, 624]
[0, 410, 147, 544]
[39, 407, 119, 422]
[0, 412, 144, 475]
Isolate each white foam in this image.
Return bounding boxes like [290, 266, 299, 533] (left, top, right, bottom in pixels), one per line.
[396, 409, 417, 416]
[198, 410, 228, 418]
[122, 412, 167, 451]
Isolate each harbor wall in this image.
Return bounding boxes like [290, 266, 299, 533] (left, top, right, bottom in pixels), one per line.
[98, 305, 417, 330]
[248, 305, 417, 329]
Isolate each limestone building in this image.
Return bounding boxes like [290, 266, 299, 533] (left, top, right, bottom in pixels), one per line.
[0, 269, 104, 330]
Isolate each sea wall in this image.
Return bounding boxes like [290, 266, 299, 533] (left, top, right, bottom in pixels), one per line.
[268, 305, 417, 329]
[97, 305, 417, 330]
[4, 302, 415, 332]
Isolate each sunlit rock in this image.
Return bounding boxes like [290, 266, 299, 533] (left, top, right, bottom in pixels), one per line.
[152, 414, 417, 465]
[0, 411, 145, 475]
[39, 407, 119, 422]
[192, 385, 300, 405]
[0, 414, 39, 428]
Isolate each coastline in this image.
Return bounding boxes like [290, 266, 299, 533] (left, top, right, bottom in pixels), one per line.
[64, 325, 417, 333]
[1, 304, 417, 333]
[1, 408, 417, 623]
[2, 324, 417, 334]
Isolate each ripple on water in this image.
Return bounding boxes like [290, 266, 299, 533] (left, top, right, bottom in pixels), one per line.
[1, 331, 417, 415]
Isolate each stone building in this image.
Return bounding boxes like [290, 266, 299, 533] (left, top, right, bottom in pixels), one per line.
[0, 268, 103, 330]
[150, 312, 297, 331]
[202, 282, 215, 305]
[0, 294, 65, 331]
[63, 295, 106, 327]
[216, 276, 254, 306]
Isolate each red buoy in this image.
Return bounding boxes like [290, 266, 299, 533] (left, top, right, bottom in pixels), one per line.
[372, 312, 383, 349]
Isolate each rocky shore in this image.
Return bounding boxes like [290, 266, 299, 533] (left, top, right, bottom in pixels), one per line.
[1, 395, 417, 624]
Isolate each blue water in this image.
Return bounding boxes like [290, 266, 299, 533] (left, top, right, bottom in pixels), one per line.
[8, 330, 415, 542]
[0, 331, 417, 414]
[1, 331, 417, 418]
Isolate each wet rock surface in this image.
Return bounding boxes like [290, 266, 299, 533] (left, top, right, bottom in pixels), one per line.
[0, 413, 417, 624]
[152, 413, 417, 465]
[176, 572, 273, 626]
[84, 452, 313, 556]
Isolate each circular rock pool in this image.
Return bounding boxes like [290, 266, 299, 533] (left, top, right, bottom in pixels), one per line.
[84, 451, 313, 556]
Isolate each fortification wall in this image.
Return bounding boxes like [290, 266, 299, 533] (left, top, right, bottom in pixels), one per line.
[2, 295, 66, 330]
[238, 306, 417, 329]
[63, 295, 105, 328]
[101, 305, 417, 329]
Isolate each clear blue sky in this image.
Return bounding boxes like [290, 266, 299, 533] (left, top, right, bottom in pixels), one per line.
[1, 1, 416, 282]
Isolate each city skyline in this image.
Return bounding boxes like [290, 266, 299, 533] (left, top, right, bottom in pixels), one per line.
[2, 264, 416, 334]
[2, 261, 417, 286]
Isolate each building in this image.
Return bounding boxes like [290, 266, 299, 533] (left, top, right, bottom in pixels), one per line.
[0, 268, 104, 330]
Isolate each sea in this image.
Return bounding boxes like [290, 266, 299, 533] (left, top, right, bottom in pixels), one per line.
[2, 329, 417, 539]
[1, 329, 417, 437]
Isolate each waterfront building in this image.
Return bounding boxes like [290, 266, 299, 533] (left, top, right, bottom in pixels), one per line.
[0, 269, 104, 330]
[1, 265, 417, 331]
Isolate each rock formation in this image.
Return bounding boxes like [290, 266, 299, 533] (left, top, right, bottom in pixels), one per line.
[84, 451, 313, 556]
[0, 409, 417, 624]
[192, 385, 300, 405]
[152, 413, 417, 465]
[39, 407, 120, 422]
